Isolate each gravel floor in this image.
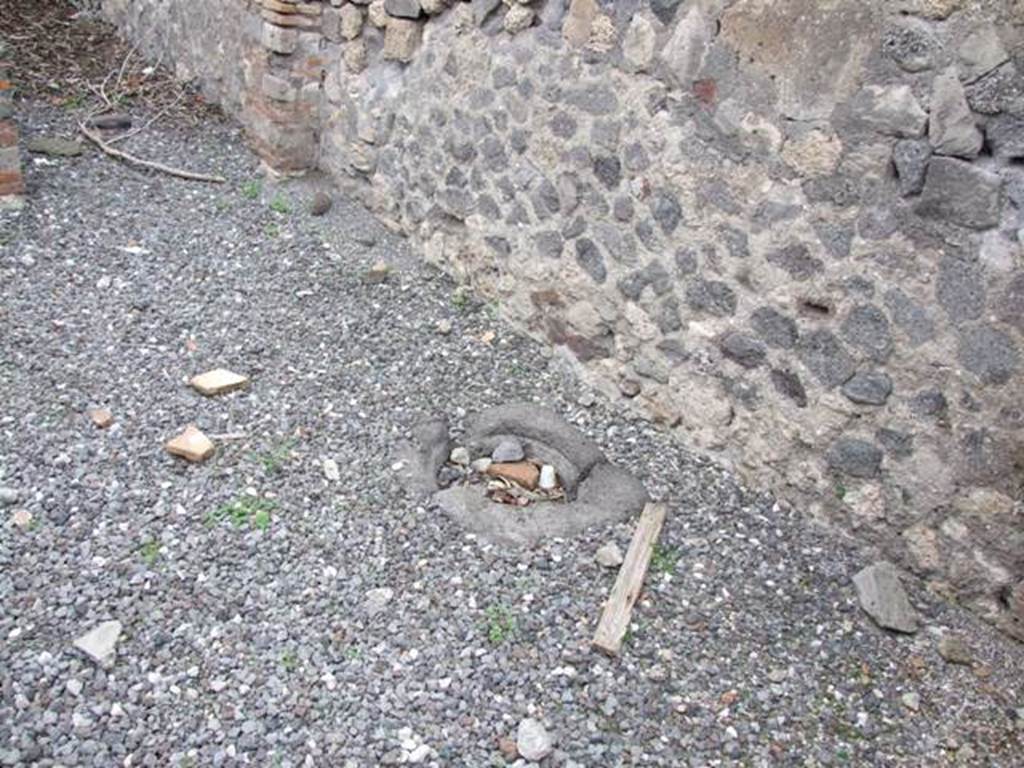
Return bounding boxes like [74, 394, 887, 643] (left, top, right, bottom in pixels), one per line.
[1, 104, 1023, 768]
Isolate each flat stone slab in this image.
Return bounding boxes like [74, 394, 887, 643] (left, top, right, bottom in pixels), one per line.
[165, 425, 215, 463]
[73, 620, 122, 666]
[854, 561, 918, 634]
[190, 368, 249, 396]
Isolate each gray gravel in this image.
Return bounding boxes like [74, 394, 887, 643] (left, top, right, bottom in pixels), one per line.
[2, 104, 1023, 768]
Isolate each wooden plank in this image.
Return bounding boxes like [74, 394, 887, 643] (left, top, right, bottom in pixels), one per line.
[591, 503, 667, 656]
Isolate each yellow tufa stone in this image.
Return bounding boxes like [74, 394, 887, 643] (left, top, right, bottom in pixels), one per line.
[88, 408, 114, 429]
[165, 425, 215, 463]
[190, 368, 250, 397]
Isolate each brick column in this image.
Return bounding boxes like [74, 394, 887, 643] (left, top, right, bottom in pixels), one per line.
[241, 0, 325, 173]
[0, 40, 25, 202]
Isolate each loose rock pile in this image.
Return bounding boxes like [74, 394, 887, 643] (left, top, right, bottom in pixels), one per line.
[440, 437, 566, 507]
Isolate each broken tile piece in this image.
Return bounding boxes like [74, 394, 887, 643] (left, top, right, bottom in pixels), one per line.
[486, 461, 540, 490]
[89, 408, 113, 429]
[165, 425, 215, 463]
[73, 620, 122, 667]
[190, 368, 249, 396]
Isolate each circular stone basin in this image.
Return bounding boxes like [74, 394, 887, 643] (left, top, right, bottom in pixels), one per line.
[430, 404, 648, 546]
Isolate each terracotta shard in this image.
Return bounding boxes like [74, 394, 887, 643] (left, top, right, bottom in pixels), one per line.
[88, 408, 114, 429]
[165, 425, 215, 463]
[486, 461, 540, 490]
[190, 368, 249, 396]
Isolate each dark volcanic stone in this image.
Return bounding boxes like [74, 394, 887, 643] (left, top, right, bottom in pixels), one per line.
[771, 369, 808, 408]
[686, 279, 737, 317]
[915, 157, 1003, 230]
[892, 139, 931, 197]
[719, 333, 767, 368]
[958, 325, 1019, 385]
[841, 304, 893, 362]
[826, 438, 884, 478]
[575, 238, 607, 283]
[876, 428, 914, 458]
[649, 189, 683, 235]
[766, 244, 822, 281]
[797, 330, 856, 388]
[750, 307, 798, 349]
[593, 156, 622, 189]
[841, 371, 893, 405]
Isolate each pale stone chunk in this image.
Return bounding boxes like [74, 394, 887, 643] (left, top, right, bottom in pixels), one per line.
[165, 425, 215, 463]
[190, 368, 249, 396]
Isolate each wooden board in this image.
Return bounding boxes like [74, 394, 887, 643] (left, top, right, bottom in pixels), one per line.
[591, 502, 667, 656]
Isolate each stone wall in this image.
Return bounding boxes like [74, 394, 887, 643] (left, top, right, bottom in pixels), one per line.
[102, 0, 1024, 638]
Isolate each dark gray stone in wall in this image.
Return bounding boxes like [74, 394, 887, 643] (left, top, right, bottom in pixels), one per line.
[936, 255, 985, 324]
[650, 0, 684, 24]
[575, 238, 607, 283]
[658, 337, 690, 365]
[841, 304, 893, 362]
[770, 369, 808, 408]
[856, 207, 900, 241]
[813, 220, 854, 259]
[698, 179, 742, 215]
[549, 112, 577, 139]
[719, 225, 750, 259]
[720, 333, 767, 368]
[987, 114, 1024, 160]
[562, 215, 585, 238]
[653, 297, 683, 334]
[843, 305, 892, 362]
[613, 196, 634, 221]
[766, 244, 823, 281]
[686, 279, 737, 317]
[881, 18, 940, 73]
[915, 157, 1003, 230]
[750, 307, 798, 349]
[649, 189, 683, 235]
[996, 272, 1024, 333]
[674, 248, 698, 276]
[593, 155, 622, 189]
[565, 84, 619, 115]
[385, 0, 423, 19]
[876, 428, 914, 459]
[624, 142, 650, 172]
[892, 139, 931, 197]
[533, 231, 564, 259]
[797, 329, 856, 388]
[803, 174, 861, 207]
[909, 387, 947, 417]
[884, 288, 935, 346]
[826, 438, 883, 478]
[958, 325, 1019, 386]
[965, 63, 1023, 115]
[842, 371, 893, 405]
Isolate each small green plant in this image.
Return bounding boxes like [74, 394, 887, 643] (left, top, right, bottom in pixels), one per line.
[62, 92, 86, 109]
[451, 287, 472, 312]
[483, 604, 517, 645]
[140, 539, 161, 566]
[253, 438, 296, 474]
[835, 483, 847, 501]
[206, 497, 277, 530]
[242, 180, 261, 200]
[650, 544, 679, 575]
[345, 646, 362, 660]
[280, 651, 297, 672]
[265, 222, 280, 238]
[269, 194, 291, 214]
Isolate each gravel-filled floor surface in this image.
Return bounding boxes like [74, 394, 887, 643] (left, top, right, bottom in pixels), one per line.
[1, 104, 1022, 768]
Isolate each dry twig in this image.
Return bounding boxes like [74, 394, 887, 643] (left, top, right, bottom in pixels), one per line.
[78, 123, 226, 184]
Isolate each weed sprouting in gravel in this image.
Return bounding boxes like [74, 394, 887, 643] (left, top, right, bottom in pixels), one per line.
[451, 286, 473, 313]
[483, 604, 517, 645]
[280, 651, 297, 672]
[265, 222, 280, 238]
[650, 544, 679, 575]
[253, 439, 296, 475]
[139, 539, 161, 566]
[269, 194, 291, 214]
[242, 180, 261, 200]
[206, 497, 277, 530]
